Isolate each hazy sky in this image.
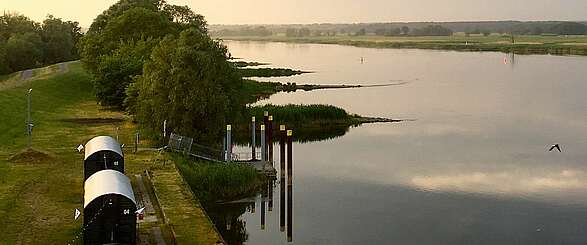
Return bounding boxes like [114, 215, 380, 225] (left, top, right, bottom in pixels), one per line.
[2, 0, 586, 27]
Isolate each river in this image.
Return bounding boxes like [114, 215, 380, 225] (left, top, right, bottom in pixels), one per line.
[215, 41, 587, 245]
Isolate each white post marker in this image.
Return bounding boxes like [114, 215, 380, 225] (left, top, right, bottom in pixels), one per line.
[163, 120, 167, 137]
[74, 208, 81, 220]
[76, 144, 84, 153]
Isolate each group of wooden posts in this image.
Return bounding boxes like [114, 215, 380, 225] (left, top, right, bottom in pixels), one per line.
[224, 111, 294, 171]
[224, 111, 294, 242]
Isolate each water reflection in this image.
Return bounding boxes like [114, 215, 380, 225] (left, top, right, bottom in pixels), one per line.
[219, 41, 587, 244]
[233, 122, 353, 145]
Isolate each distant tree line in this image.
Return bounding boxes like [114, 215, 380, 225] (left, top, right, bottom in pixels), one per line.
[285, 28, 311, 37]
[211, 21, 587, 38]
[375, 25, 453, 36]
[0, 13, 82, 75]
[79, 0, 243, 144]
[213, 26, 272, 36]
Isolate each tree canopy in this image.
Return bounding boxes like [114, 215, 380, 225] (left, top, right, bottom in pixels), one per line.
[79, 0, 208, 107]
[0, 13, 82, 75]
[133, 28, 242, 143]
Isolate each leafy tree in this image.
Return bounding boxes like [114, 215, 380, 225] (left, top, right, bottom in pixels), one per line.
[549, 22, 587, 35]
[134, 29, 242, 143]
[0, 13, 81, 75]
[401, 26, 410, 35]
[93, 39, 158, 107]
[298, 28, 311, 37]
[285, 28, 298, 37]
[532, 27, 544, 35]
[0, 13, 40, 42]
[41, 15, 79, 64]
[79, 0, 208, 107]
[5, 33, 44, 71]
[0, 44, 11, 74]
[411, 25, 453, 36]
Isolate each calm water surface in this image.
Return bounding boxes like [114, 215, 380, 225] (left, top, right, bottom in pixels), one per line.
[219, 41, 587, 245]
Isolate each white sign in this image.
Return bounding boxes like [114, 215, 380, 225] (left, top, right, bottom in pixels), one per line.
[76, 145, 84, 153]
[74, 208, 81, 220]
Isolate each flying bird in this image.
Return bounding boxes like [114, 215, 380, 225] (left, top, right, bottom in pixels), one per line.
[549, 144, 562, 152]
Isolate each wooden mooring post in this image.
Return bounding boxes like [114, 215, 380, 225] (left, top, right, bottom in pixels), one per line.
[268, 115, 274, 165]
[279, 125, 286, 177]
[263, 111, 269, 160]
[226, 125, 232, 162]
[286, 129, 293, 242]
[251, 117, 256, 160]
[261, 125, 266, 162]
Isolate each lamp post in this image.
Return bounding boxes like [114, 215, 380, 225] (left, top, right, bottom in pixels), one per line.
[26, 88, 33, 148]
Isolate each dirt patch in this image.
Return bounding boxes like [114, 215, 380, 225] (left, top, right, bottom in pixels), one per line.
[8, 148, 54, 164]
[59, 117, 124, 125]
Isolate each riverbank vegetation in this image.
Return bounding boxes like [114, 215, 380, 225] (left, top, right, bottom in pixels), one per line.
[215, 34, 587, 56]
[212, 21, 587, 55]
[231, 61, 269, 67]
[238, 67, 308, 77]
[173, 156, 264, 204]
[211, 21, 587, 37]
[0, 13, 82, 75]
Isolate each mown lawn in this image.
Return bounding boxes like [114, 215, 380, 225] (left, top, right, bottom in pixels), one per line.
[0, 62, 221, 244]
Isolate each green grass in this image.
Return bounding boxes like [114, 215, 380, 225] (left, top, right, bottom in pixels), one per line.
[174, 156, 263, 204]
[230, 61, 269, 68]
[216, 34, 587, 55]
[0, 62, 222, 244]
[238, 67, 307, 77]
[247, 104, 354, 126]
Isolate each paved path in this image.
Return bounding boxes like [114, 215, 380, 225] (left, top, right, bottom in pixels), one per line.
[152, 227, 166, 245]
[20, 69, 33, 81]
[58, 62, 69, 73]
[136, 174, 156, 214]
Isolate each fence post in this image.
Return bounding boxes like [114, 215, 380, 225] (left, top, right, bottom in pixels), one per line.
[186, 138, 193, 156]
[222, 137, 226, 161]
[226, 125, 232, 162]
[134, 132, 139, 153]
[261, 124, 266, 162]
[251, 117, 256, 160]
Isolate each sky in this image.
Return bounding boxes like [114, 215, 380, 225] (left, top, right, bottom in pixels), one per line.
[2, 0, 586, 27]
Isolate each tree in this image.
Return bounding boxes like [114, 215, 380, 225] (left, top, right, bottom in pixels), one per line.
[355, 28, 366, 36]
[401, 26, 410, 35]
[79, 0, 208, 108]
[285, 28, 298, 37]
[550, 22, 587, 35]
[41, 15, 79, 64]
[0, 44, 11, 74]
[532, 27, 543, 35]
[93, 39, 158, 107]
[134, 28, 242, 143]
[5, 33, 44, 71]
[298, 28, 311, 37]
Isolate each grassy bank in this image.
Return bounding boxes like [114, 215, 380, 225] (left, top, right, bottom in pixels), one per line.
[238, 68, 308, 77]
[248, 104, 356, 126]
[0, 62, 222, 244]
[217, 34, 587, 55]
[173, 156, 264, 204]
